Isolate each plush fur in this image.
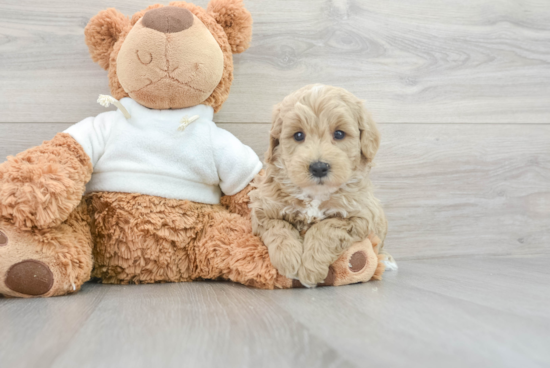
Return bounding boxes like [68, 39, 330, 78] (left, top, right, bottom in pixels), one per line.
[0, 202, 94, 298]
[0, 3, 383, 298]
[86, 191, 286, 289]
[84, 1, 248, 112]
[0, 133, 92, 230]
[250, 85, 390, 287]
[116, 13, 225, 109]
[207, 0, 253, 54]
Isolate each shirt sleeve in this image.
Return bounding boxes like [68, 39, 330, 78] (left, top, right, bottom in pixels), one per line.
[211, 125, 263, 196]
[63, 111, 116, 167]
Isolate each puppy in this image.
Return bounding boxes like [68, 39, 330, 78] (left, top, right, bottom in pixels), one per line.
[250, 84, 394, 287]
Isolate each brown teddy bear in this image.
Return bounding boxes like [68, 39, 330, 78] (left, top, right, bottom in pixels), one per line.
[0, 1, 383, 298]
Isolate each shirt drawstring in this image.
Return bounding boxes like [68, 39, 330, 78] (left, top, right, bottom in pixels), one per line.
[97, 95, 131, 119]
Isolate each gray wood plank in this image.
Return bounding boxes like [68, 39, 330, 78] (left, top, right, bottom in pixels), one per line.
[1, 122, 548, 259]
[265, 256, 550, 368]
[392, 256, 550, 319]
[1, 0, 550, 123]
[0, 284, 108, 368]
[2, 256, 548, 368]
[48, 282, 354, 368]
[374, 123, 550, 260]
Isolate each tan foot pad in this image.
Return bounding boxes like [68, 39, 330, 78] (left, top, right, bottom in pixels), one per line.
[349, 251, 367, 272]
[292, 238, 379, 288]
[5, 260, 54, 296]
[0, 230, 8, 246]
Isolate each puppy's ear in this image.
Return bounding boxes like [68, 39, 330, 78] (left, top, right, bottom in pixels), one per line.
[207, 0, 253, 54]
[85, 8, 131, 70]
[265, 102, 284, 164]
[357, 103, 381, 164]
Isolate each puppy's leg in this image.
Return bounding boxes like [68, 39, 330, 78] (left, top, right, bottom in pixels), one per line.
[372, 216, 398, 271]
[259, 219, 303, 279]
[298, 218, 357, 287]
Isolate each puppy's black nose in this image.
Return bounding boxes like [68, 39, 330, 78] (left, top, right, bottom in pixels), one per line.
[309, 161, 330, 178]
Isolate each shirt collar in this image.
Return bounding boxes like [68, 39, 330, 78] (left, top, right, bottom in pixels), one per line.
[119, 97, 214, 122]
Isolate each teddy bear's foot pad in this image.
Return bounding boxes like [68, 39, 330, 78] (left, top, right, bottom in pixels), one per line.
[5, 260, 54, 296]
[291, 239, 379, 288]
[0, 224, 80, 298]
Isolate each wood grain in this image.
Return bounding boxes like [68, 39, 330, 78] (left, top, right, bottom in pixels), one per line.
[49, 282, 354, 368]
[1, 2, 549, 367]
[1, 256, 549, 368]
[0, 285, 108, 368]
[265, 256, 550, 368]
[374, 124, 550, 260]
[1, 0, 550, 123]
[1, 122, 548, 259]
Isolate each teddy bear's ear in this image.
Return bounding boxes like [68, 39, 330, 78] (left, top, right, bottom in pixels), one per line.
[84, 8, 131, 70]
[207, 0, 253, 54]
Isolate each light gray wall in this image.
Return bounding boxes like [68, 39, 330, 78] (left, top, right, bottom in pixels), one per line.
[1, 0, 549, 260]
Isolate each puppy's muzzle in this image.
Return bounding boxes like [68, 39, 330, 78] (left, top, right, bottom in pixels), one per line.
[309, 161, 330, 178]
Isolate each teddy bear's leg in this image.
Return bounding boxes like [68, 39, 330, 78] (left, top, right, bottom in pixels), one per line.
[0, 202, 94, 298]
[292, 234, 385, 288]
[192, 207, 385, 289]
[86, 192, 211, 285]
[191, 208, 293, 289]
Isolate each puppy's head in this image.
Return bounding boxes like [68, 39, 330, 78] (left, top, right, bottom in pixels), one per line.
[266, 84, 380, 193]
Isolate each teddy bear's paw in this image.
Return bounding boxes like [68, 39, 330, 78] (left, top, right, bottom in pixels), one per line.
[326, 238, 381, 286]
[292, 238, 381, 288]
[4, 260, 54, 297]
[0, 224, 83, 298]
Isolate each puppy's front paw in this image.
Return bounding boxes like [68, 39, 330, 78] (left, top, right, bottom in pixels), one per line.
[297, 264, 329, 288]
[270, 246, 302, 279]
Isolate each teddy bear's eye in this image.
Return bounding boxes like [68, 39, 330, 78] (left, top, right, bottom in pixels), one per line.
[136, 50, 153, 65]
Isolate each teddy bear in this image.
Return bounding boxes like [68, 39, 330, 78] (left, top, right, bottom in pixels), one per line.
[0, 0, 384, 298]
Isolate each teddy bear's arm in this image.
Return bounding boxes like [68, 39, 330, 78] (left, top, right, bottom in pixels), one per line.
[211, 126, 263, 197]
[220, 169, 266, 218]
[220, 183, 254, 218]
[0, 133, 93, 230]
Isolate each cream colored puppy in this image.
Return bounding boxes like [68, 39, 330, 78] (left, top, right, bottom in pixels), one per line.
[250, 85, 394, 287]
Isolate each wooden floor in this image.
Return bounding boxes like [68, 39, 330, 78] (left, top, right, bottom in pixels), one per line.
[1, 0, 549, 367]
[1, 255, 548, 368]
[1, 0, 549, 261]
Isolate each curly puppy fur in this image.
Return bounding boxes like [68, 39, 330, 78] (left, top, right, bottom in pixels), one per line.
[250, 85, 389, 287]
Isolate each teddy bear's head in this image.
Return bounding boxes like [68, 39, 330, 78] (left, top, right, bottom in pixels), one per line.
[84, 0, 252, 112]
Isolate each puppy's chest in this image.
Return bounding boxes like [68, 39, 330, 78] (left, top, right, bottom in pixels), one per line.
[280, 199, 344, 234]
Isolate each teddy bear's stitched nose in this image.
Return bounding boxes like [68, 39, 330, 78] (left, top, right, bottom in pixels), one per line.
[142, 6, 194, 33]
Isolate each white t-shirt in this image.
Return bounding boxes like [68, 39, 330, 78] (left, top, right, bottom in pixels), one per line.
[65, 98, 262, 204]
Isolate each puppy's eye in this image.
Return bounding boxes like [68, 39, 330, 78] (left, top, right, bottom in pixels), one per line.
[294, 132, 305, 142]
[334, 130, 346, 140]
